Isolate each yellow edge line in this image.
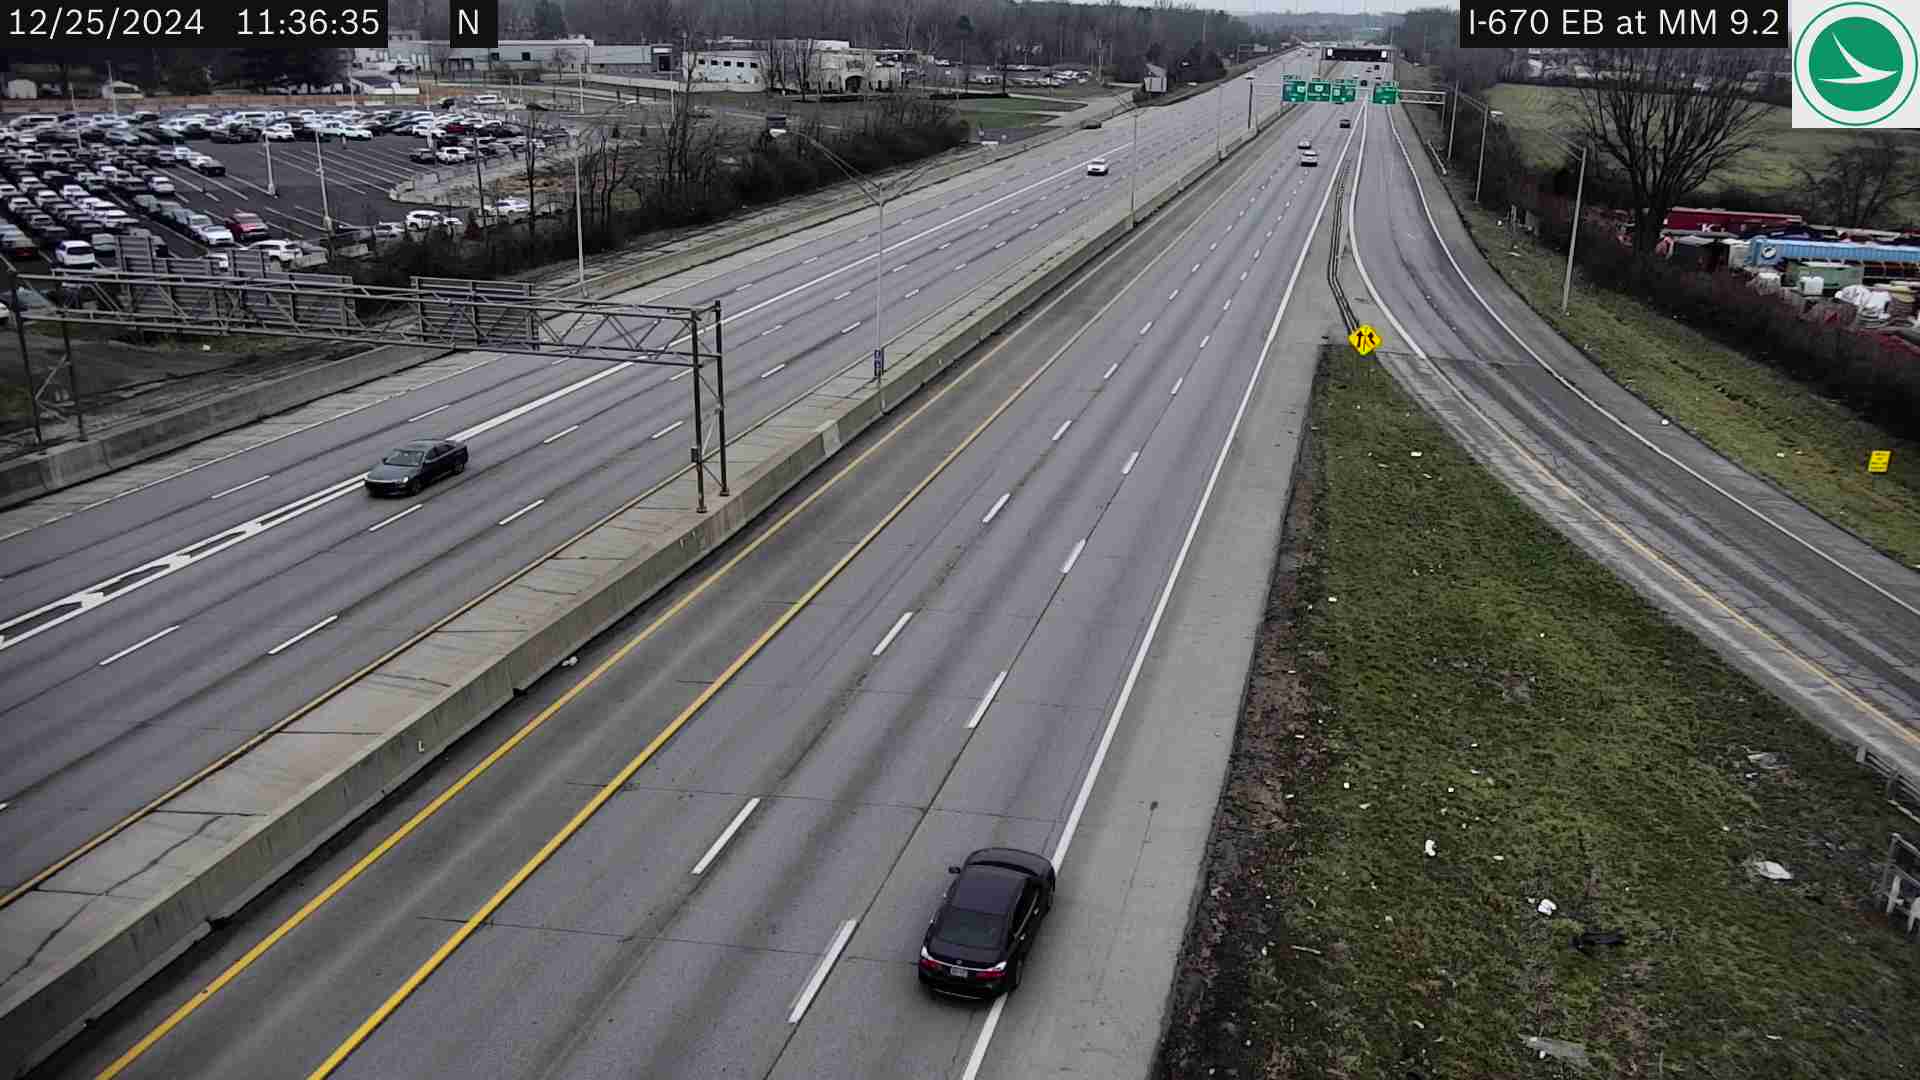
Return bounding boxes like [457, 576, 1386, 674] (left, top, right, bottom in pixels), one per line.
[302, 136, 1275, 1080]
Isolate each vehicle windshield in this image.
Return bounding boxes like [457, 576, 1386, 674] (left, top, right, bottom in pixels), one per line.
[383, 449, 426, 466]
[933, 907, 1004, 950]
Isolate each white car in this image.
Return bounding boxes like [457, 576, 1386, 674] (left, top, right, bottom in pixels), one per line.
[250, 238, 299, 264]
[372, 221, 404, 239]
[52, 239, 97, 268]
[190, 219, 234, 246]
[1086, 157, 1109, 176]
[146, 175, 175, 194]
[434, 147, 470, 164]
[492, 196, 529, 214]
[1299, 148, 1319, 167]
[264, 124, 296, 141]
[405, 209, 444, 231]
[1297, 139, 1312, 150]
[340, 126, 373, 140]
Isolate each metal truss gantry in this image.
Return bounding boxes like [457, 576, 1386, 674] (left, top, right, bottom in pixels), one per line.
[17, 251, 731, 511]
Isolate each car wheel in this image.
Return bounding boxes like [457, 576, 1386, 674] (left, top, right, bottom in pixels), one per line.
[1005, 956, 1023, 993]
[453, 458, 466, 475]
[406, 477, 419, 496]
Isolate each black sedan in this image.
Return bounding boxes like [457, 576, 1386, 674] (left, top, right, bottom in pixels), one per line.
[918, 847, 1055, 998]
[364, 438, 468, 496]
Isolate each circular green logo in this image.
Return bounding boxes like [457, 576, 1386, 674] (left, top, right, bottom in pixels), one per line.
[1796, 2, 1917, 125]
[1810, 17, 1903, 110]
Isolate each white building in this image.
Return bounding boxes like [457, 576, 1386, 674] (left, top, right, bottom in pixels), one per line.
[686, 50, 768, 88]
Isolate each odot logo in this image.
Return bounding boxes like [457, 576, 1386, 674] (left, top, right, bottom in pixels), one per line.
[1793, 0, 1919, 127]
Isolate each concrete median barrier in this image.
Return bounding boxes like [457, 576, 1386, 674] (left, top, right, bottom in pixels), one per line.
[0, 88, 1306, 1077]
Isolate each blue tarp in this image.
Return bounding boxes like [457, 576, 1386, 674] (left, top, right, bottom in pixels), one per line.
[1745, 238, 1920, 267]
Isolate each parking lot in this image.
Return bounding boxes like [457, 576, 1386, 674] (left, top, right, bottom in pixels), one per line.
[1, 103, 568, 286]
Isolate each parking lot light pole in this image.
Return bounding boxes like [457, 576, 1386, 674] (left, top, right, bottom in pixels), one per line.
[262, 129, 276, 196]
[314, 130, 333, 238]
[1246, 73, 1255, 129]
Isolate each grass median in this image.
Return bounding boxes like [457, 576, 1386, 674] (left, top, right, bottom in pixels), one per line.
[1158, 349, 1920, 1079]
[1394, 103, 1920, 570]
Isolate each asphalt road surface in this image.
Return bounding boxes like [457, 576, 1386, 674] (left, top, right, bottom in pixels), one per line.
[28, 59, 1354, 1080]
[0, 58, 1336, 898]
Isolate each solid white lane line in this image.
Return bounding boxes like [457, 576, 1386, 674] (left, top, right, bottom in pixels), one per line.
[1170, 377, 1184, 396]
[691, 797, 761, 876]
[1103, 363, 1119, 380]
[651, 420, 685, 440]
[982, 492, 1011, 524]
[208, 475, 271, 500]
[1122, 451, 1140, 476]
[669, 369, 692, 381]
[873, 610, 915, 656]
[1061, 538, 1087, 575]
[542, 425, 580, 444]
[965, 670, 1009, 729]
[98, 624, 181, 667]
[407, 404, 453, 422]
[1052, 420, 1073, 442]
[367, 505, 422, 532]
[267, 615, 338, 656]
[761, 363, 788, 379]
[789, 919, 858, 1024]
[841, 322, 861, 334]
[498, 499, 545, 526]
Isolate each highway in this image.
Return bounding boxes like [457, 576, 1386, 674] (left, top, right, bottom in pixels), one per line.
[30, 64, 1359, 1079]
[1343, 107, 1920, 755]
[0, 54, 1331, 896]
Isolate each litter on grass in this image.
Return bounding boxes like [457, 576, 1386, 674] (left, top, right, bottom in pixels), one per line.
[1751, 859, 1794, 881]
[1423, 839, 1437, 857]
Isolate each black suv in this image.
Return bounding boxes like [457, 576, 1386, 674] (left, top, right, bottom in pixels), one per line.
[918, 848, 1055, 998]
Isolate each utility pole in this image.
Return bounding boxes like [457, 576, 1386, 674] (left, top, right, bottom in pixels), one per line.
[263, 127, 276, 196]
[1561, 144, 1587, 314]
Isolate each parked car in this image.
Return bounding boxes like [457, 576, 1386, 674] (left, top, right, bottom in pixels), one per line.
[191, 156, 225, 176]
[364, 438, 468, 495]
[405, 209, 444, 231]
[226, 211, 268, 240]
[0, 229, 36, 259]
[146, 174, 174, 194]
[159, 203, 192, 227]
[340, 126, 373, 140]
[52, 239, 96, 268]
[88, 231, 117, 258]
[123, 226, 167, 256]
[372, 221, 404, 239]
[408, 147, 438, 164]
[249, 238, 299, 265]
[434, 147, 470, 164]
[918, 848, 1055, 998]
[189, 217, 233, 246]
[264, 124, 295, 141]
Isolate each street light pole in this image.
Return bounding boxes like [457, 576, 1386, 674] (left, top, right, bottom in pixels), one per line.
[1561, 144, 1587, 313]
[573, 142, 586, 295]
[263, 129, 276, 196]
[315, 130, 332, 231]
[1447, 80, 1459, 163]
[1130, 105, 1138, 222]
[1246, 75, 1254, 129]
[1215, 82, 1222, 160]
[1475, 102, 1489, 204]
[872, 196, 885, 380]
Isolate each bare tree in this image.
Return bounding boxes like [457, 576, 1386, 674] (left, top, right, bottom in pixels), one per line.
[1572, 47, 1772, 255]
[1795, 133, 1920, 228]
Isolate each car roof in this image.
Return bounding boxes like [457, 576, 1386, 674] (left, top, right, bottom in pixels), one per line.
[950, 865, 1025, 915]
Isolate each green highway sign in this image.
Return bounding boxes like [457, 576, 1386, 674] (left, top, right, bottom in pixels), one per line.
[1370, 81, 1399, 105]
[1332, 84, 1357, 103]
[1307, 80, 1331, 101]
[1283, 81, 1306, 102]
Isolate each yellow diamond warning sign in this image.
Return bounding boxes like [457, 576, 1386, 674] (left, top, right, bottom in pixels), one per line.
[1348, 324, 1381, 356]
